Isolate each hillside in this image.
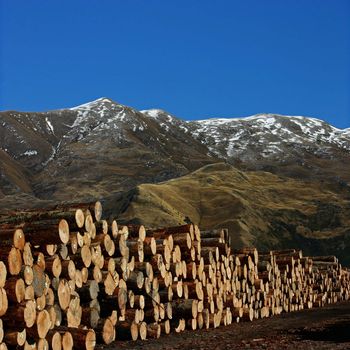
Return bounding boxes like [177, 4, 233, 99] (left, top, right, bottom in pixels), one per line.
[0, 98, 217, 208]
[0, 98, 349, 262]
[1, 98, 349, 211]
[143, 109, 350, 183]
[115, 163, 350, 264]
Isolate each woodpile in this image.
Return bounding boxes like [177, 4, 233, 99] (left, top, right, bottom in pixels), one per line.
[0, 201, 349, 348]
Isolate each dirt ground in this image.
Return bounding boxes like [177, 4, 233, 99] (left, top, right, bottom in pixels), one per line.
[104, 301, 350, 350]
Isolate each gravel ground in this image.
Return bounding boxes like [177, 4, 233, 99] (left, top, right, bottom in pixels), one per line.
[102, 301, 350, 350]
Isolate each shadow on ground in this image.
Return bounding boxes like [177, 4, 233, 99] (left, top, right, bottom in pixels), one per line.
[297, 319, 350, 343]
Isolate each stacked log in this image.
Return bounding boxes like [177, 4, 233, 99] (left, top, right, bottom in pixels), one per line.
[0, 201, 349, 349]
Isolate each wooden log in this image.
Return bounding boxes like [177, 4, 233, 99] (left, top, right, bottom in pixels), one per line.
[4, 277, 25, 303]
[126, 225, 146, 241]
[311, 255, 338, 263]
[46, 244, 58, 257]
[147, 322, 161, 339]
[0, 247, 22, 276]
[32, 264, 46, 297]
[115, 321, 139, 341]
[171, 233, 192, 250]
[57, 279, 71, 311]
[0, 263, 6, 289]
[134, 294, 145, 309]
[126, 271, 144, 291]
[22, 242, 34, 267]
[201, 237, 226, 248]
[0, 288, 8, 317]
[61, 331, 73, 350]
[5, 300, 36, 327]
[18, 219, 70, 245]
[59, 244, 69, 260]
[96, 317, 115, 345]
[81, 300, 100, 328]
[122, 308, 141, 323]
[125, 239, 144, 262]
[110, 220, 118, 238]
[143, 236, 157, 256]
[3, 329, 26, 347]
[151, 224, 194, 238]
[78, 280, 99, 302]
[66, 293, 82, 328]
[144, 305, 160, 323]
[59, 327, 96, 350]
[241, 306, 254, 321]
[45, 255, 62, 279]
[159, 319, 171, 335]
[0, 206, 85, 228]
[46, 331, 62, 350]
[171, 299, 198, 319]
[14, 228, 26, 250]
[0, 320, 3, 342]
[76, 201, 102, 222]
[102, 271, 118, 296]
[133, 262, 154, 280]
[92, 234, 115, 257]
[58, 260, 75, 280]
[0, 227, 26, 250]
[25, 309, 51, 339]
[95, 220, 108, 235]
[139, 321, 147, 340]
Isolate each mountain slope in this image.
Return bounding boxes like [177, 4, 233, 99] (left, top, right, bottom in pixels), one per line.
[138, 108, 350, 183]
[115, 163, 350, 264]
[0, 98, 218, 208]
[187, 114, 350, 182]
[0, 97, 349, 216]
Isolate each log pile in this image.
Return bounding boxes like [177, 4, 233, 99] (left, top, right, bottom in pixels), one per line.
[0, 201, 349, 349]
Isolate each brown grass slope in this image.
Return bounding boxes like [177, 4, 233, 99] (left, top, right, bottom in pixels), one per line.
[0, 149, 32, 194]
[115, 163, 350, 265]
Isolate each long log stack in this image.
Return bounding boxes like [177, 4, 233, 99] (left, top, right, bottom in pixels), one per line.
[0, 201, 349, 349]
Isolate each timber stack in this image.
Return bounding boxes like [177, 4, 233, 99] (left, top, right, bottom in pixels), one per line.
[0, 201, 349, 349]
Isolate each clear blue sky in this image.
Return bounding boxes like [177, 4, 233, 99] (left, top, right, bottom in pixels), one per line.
[0, 0, 349, 128]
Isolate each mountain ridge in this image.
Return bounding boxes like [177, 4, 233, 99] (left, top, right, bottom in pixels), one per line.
[0, 97, 349, 216]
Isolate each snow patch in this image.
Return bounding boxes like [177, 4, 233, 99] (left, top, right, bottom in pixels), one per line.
[23, 150, 38, 156]
[42, 140, 62, 166]
[140, 109, 164, 118]
[70, 97, 112, 111]
[46, 117, 54, 133]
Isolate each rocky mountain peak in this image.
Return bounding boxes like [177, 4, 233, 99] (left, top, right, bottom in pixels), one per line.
[69, 97, 120, 111]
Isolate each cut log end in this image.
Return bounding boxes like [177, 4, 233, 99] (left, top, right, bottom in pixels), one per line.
[58, 220, 70, 244]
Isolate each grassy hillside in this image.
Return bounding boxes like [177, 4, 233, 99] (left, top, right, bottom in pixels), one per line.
[115, 163, 350, 265]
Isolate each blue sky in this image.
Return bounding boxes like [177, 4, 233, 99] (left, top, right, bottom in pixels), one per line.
[0, 0, 349, 128]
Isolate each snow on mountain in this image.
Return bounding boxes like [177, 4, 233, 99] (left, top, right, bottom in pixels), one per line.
[140, 109, 190, 134]
[61, 97, 149, 144]
[140, 109, 166, 119]
[70, 97, 113, 111]
[69, 100, 350, 162]
[2, 98, 348, 168]
[1, 97, 349, 205]
[187, 114, 350, 161]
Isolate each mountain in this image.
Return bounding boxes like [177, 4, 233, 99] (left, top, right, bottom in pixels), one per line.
[0, 98, 218, 208]
[1, 97, 349, 202]
[142, 109, 350, 183]
[1, 97, 350, 263]
[115, 162, 350, 264]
